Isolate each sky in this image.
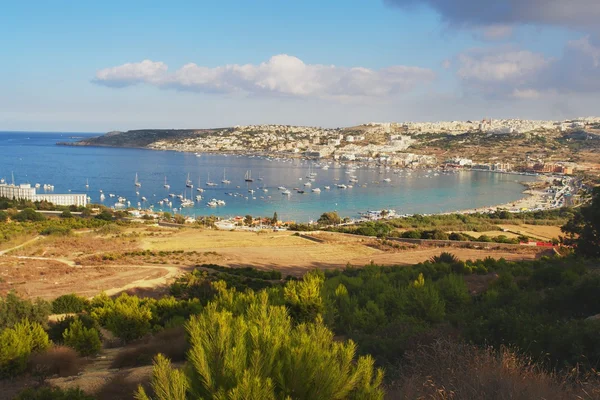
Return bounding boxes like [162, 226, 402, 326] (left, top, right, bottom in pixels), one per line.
[1, 0, 599, 132]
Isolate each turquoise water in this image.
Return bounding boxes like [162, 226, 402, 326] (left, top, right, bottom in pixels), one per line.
[0, 132, 536, 222]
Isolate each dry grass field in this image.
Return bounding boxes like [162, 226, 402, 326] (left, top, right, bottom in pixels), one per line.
[0, 226, 548, 300]
[497, 224, 564, 241]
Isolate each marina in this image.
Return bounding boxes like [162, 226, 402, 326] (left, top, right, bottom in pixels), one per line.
[0, 132, 542, 222]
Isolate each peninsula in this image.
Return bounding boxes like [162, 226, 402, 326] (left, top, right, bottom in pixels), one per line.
[62, 118, 600, 175]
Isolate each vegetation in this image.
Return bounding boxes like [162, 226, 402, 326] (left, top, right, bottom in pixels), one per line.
[62, 318, 102, 356]
[0, 292, 51, 330]
[137, 285, 384, 400]
[0, 319, 50, 377]
[15, 387, 94, 400]
[562, 186, 600, 257]
[51, 294, 90, 314]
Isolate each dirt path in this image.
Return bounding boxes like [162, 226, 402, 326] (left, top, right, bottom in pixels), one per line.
[0, 236, 41, 255]
[99, 264, 185, 297]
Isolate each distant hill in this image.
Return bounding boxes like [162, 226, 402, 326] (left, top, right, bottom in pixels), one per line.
[60, 129, 218, 148]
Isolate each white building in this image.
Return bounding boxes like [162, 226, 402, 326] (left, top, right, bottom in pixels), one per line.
[0, 183, 87, 207]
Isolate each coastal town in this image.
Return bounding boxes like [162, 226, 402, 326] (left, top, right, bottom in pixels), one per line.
[75, 117, 600, 175]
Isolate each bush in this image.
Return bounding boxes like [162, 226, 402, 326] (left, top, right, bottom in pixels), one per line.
[111, 326, 188, 368]
[0, 292, 52, 330]
[40, 225, 72, 236]
[13, 208, 45, 222]
[91, 293, 153, 343]
[52, 294, 89, 314]
[63, 319, 102, 356]
[60, 210, 73, 218]
[0, 210, 7, 222]
[28, 346, 81, 378]
[47, 314, 98, 343]
[403, 274, 446, 323]
[0, 319, 50, 378]
[15, 387, 94, 400]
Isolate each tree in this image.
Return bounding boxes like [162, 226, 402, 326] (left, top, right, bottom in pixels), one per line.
[562, 187, 600, 257]
[13, 208, 45, 222]
[80, 208, 92, 218]
[272, 212, 278, 225]
[0, 210, 7, 222]
[60, 210, 73, 218]
[244, 215, 253, 226]
[174, 214, 186, 225]
[162, 212, 172, 221]
[318, 211, 341, 226]
[95, 210, 113, 221]
[62, 318, 102, 356]
[136, 289, 384, 400]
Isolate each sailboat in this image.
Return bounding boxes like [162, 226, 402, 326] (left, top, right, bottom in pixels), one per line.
[163, 176, 170, 189]
[85, 179, 89, 189]
[221, 169, 231, 184]
[186, 173, 193, 188]
[244, 170, 254, 182]
[206, 172, 217, 187]
[135, 173, 142, 188]
[196, 177, 204, 192]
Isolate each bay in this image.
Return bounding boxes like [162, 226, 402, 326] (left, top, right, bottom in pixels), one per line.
[0, 131, 537, 222]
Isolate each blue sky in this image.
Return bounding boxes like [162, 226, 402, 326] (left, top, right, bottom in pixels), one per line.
[1, 0, 599, 131]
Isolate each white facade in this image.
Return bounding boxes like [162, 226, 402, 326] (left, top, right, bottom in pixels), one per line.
[0, 184, 87, 207]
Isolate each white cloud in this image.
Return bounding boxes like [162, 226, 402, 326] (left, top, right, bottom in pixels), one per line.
[455, 36, 600, 98]
[94, 54, 436, 100]
[94, 60, 168, 87]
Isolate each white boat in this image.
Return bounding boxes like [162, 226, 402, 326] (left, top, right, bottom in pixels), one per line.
[135, 173, 141, 188]
[158, 200, 164, 205]
[321, 165, 329, 170]
[324, 186, 331, 190]
[195, 195, 202, 201]
[181, 199, 194, 207]
[163, 176, 170, 189]
[337, 184, 347, 189]
[141, 196, 147, 201]
[248, 189, 255, 194]
[35, 183, 40, 188]
[186, 173, 193, 188]
[109, 193, 115, 198]
[216, 199, 226, 205]
[244, 170, 254, 182]
[207, 200, 218, 207]
[278, 186, 286, 190]
[383, 178, 392, 183]
[282, 189, 291, 196]
[169, 193, 175, 198]
[85, 179, 89, 189]
[100, 193, 106, 201]
[206, 173, 218, 187]
[311, 188, 321, 193]
[221, 169, 231, 184]
[304, 182, 312, 187]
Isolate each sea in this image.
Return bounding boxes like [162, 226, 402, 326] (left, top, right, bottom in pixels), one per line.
[0, 131, 537, 222]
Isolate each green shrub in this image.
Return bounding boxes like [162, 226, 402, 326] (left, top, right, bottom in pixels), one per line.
[0, 292, 52, 329]
[15, 387, 94, 400]
[0, 210, 7, 222]
[62, 319, 102, 356]
[52, 294, 89, 314]
[48, 314, 98, 343]
[436, 274, 471, 313]
[40, 225, 72, 236]
[91, 293, 152, 342]
[0, 319, 50, 378]
[13, 208, 46, 222]
[60, 210, 73, 218]
[402, 274, 446, 323]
